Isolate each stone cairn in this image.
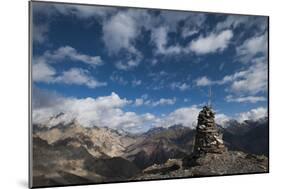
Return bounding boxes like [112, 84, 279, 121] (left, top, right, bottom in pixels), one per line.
[193, 106, 226, 156]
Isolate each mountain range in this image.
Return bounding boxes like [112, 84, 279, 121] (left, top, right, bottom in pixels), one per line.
[32, 115, 268, 187]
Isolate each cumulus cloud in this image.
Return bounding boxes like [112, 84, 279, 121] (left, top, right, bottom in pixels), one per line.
[33, 91, 144, 130]
[181, 13, 206, 38]
[33, 23, 48, 44]
[238, 34, 267, 55]
[229, 58, 268, 95]
[151, 98, 177, 107]
[151, 27, 184, 55]
[44, 46, 103, 67]
[115, 57, 141, 71]
[103, 11, 139, 54]
[34, 89, 180, 132]
[32, 58, 56, 82]
[236, 33, 268, 63]
[132, 79, 142, 87]
[33, 87, 267, 132]
[237, 107, 267, 122]
[101, 11, 143, 70]
[170, 82, 189, 91]
[110, 73, 128, 85]
[225, 95, 266, 103]
[197, 57, 268, 95]
[101, 9, 155, 70]
[33, 64, 106, 89]
[33, 90, 160, 133]
[100, 9, 206, 57]
[134, 97, 176, 107]
[134, 98, 144, 106]
[149, 12, 206, 55]
[195, 76, 213, 86]
[55, 4, 116, 19]
[215, 113, 231, 126]
[215, 15, 267, 36]
[157, 106, 231, 128]
[216, 15, 249, 31]
[53, 68, 107, 88]
[32, 46, 106, 88]
[159, 106, 200, 128]
[189, 30, 233, 54]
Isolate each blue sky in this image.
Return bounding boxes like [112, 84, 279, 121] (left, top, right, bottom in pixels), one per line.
[31, 2, 268, 132]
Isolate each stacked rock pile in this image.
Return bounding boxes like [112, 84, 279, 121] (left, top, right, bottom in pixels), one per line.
[193, 106, 226, 156]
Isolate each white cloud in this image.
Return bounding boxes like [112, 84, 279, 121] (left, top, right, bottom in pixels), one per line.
[158, 11, 206, 34]
[178, 83, 189, 91]
[65, 5, 115, 18]
[159, 106, 200, 128]
[236, 33, 268, 63]
[34, 88, 266, 132]
[115, 57, 141, 71]
[134, 98, 144, 106]
[141, 12, 205, 56]
[218, 70, 248, 85]
[181, 29, 198, 38]
[189, 30, 233, 54]
[216, 15, 249, 31]
[102, 11, 138, 54]
[195, 76, 213, 86]
[151, 98, 176, 107]
[110, 73, 128, 85]
[33, 90, 160, 133]
[209, 57, 268, 95]
[157, 106, 230, 128]
[33, 64, 107, 89]
[141, 94, 149, 99]
[158, 106, 231, 129]
[181, 13, 206, 38]
[33, 92, 144, 129]
[101, 9, 155, 70]
[215, 113, 231, 127]
[237, 107, 267, 122]
[230, 58, 268, 95]
[170, 82, 189, 91]
[33, 23, 48, 44]
[151, 27, 184, 55]
[44, 46, 103, 67]
[134, 96, 176, 107]
[132, 79, 142, 87]
[32, 46, 106, 88]
[225, 95, 266, 103]
[53, 68, 106, 88]
[32, 58, 56, 82]
[215, 15, 267, 35]
[238, 34, 267, 54]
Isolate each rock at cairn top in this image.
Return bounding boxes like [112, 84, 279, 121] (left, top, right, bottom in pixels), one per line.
[193, 106, 226, 156]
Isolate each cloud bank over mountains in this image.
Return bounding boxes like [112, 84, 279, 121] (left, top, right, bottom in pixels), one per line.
[33, 88, 267, 132]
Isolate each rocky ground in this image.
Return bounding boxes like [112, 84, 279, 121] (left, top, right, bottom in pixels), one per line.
[136, 151, 268, 180]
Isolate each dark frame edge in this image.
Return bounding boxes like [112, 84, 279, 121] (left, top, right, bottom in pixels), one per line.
[267, 16, 270, 173]
[28, 1, 33, 188]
